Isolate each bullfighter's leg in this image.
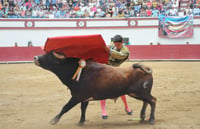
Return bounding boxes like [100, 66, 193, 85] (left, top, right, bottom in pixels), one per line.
[140, 101, 148, 123]
[120, 95, 132, 115]
[79, 101, 89, 125]
[50, 97, 80, 125]
[100, 100, 108, 119]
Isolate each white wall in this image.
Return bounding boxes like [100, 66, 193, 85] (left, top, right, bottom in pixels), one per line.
[0, 17, 199, 47]
[0, 27, 200, 47]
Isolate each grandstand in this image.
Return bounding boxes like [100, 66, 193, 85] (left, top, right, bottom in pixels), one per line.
[0, 0, 199, 18]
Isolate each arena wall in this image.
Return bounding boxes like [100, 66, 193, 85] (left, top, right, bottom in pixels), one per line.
[0, 17, 200, 62]
[0, 44, 200, 63]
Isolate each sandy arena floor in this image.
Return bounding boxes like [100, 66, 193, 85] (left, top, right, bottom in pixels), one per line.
[0, 61, 200, 129]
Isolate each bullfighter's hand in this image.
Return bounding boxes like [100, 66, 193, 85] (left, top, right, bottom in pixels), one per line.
[104, 46, 110, 53]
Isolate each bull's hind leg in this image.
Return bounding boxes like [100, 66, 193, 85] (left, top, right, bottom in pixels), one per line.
[50, 97, 80, 125]
[148, 96, 156, 124]
[129, 93, 156, 124]
[140, 101, 148, 123]
[79, 101, 89, 126]
[142, 95, 156, 124]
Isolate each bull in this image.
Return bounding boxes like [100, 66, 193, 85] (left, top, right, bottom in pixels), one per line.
[34, 51, 156, 125]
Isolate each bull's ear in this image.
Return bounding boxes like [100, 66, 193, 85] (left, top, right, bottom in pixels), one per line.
[52, 51, 65, 59]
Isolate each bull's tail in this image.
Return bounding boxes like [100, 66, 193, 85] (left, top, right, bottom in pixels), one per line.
[133, 63, 152, 74]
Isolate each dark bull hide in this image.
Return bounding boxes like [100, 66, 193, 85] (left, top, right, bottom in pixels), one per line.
[34, 51, 157, 125]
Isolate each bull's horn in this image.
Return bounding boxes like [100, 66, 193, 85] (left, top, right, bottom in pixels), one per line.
[52, 51, 65, 59]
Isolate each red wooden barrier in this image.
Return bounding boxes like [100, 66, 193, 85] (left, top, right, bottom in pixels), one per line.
[128, 45, 200, 60]
[0, 45, 200, 63]
[0, 47, 45, 62]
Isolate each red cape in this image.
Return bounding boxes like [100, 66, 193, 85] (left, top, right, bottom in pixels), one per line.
[44, 34, 109, 64]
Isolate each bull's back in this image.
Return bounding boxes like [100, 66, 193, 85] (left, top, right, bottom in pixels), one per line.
[78, 62, 135, 99]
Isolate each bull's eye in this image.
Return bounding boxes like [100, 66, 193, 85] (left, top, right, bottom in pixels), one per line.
[48, 53, 65, 64]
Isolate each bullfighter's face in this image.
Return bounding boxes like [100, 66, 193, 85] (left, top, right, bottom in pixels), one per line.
[114, 42, 123, 50]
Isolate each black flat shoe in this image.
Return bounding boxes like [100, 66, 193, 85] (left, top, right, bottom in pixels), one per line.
[102, 115, 108, 119]
[126, 110, 133, 115]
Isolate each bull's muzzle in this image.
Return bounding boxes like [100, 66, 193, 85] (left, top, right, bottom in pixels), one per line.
[34, 56, 40, 66]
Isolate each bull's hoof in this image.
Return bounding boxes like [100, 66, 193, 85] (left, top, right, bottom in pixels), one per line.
[140, 116, 145, 123]
[149, 119, 155, 125]
[50, 117, 59, 125]
[78, 122, 84, 126]
[140, 119, 145, 123]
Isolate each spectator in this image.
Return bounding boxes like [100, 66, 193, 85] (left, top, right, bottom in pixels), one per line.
[146, 7, 152, 16]
[8, 0, 15, 9]
[25, 0, 32, 9]
[34, 0, 40, 5]
[28, 41, 33, 47]
[76, 8, 84, 18]
[32, 6, 38, 18]
[0, 1, 2, 9]
[38, 7, 45, 18]
[142, 0, 148, 10]
[140, 8, 147, 17]
[1, 0, 199, 18]
[124, 7, 130, 17]
[53, 8, 60, 18]
[62, 1, 70, 10]
[25, 7, 32, 18]
[152, 0, 158, 9]
[51, 0, 58, 11]
[152, 7, 159, 17]
[20, 7, 25, 18]
[45, 0, 50, 11]
[91, 4, 97, 14]
[88, 6, 95, 18]
[14, 4, 21, 18]
[0, 7, 3, 18]
[14, 42, 18, 47]
[60, 6, 66, 18]
[64, 9, 70, 18]
[193, 5, 200, 16]
[68, 0, 73, 9]
[20, 2, 26, 11]
[83, 8, 89, 18]
[134, 3, 141, 17]
[14, 0, 23, 6]
[73, 3, 80, 12]
[169, 7, 178, 16]
[147, 0, 153, 9]
[97, 7, 106, 17]
[106, 4, 113, 17]
[57, 0, 63, 9]
[8, 3, 15, 18]
[3, 2, 9, 18]
[117, 7, 124, 17]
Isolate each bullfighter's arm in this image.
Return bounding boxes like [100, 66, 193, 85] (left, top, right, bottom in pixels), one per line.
[110, 46, 129, 60]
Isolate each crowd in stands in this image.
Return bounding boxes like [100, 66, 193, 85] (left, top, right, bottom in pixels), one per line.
[0, 0, 199, 18]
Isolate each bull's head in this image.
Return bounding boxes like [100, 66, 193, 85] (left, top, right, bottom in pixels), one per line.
[34, 51, 66, 71]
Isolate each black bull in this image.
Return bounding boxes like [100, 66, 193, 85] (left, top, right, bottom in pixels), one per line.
[34, 51, 157, 125]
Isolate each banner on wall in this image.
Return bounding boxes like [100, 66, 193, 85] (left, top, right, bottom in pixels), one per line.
[158, 14, 193, 38]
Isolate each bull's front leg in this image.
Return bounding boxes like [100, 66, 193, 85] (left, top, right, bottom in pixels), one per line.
[79, 101, 89, 126]
[50, 97, 80, 125]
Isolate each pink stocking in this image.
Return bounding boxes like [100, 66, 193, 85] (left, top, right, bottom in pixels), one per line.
[100, 100, 107, 116]
[120, 95, 131, 112]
